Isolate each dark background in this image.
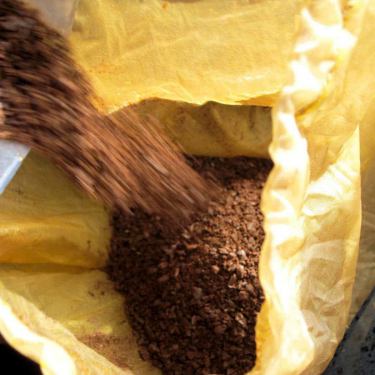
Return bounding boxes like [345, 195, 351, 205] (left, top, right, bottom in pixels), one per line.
[0, 343, 41, 374]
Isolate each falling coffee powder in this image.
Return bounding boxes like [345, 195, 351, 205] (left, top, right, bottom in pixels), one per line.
[108, 157, 272, 375]
[0, 0, 210, 223]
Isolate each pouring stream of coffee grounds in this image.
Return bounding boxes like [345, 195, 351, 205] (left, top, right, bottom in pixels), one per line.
[0, 0, 210, 222]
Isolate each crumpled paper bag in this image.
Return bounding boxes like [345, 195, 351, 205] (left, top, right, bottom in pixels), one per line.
[70, 0, 290, 157]
[131, 100, 272, 157]
[0, 1, 373, 375]
[348, 0, 375, 318]
[69, 0, 305, 112]
[68, 0, 296, 159]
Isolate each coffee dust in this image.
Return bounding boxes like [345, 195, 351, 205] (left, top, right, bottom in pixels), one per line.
[108, 157, 272, 375]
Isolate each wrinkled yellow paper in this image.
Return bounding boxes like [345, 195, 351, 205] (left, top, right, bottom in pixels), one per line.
[132, 100, 271, 157]
[348, 0, 375, 316]
[70, 0, 304, 112]
[0, 153, 110, 268]
[70, 0, 284, 158]
[0, 1, 373, 375]
[257, 1, 367, 374]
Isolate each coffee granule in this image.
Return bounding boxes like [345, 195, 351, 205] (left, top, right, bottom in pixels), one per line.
[108, 157, 272, 375]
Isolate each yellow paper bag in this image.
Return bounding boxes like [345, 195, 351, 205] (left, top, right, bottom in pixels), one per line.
[0, 153, 110, 268]
[69, 0, 304, 112]
[68, 0, 297, 158]
[131, 100, 272, 157]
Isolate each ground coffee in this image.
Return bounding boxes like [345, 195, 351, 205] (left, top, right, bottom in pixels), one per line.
[108, 157, 272, 375]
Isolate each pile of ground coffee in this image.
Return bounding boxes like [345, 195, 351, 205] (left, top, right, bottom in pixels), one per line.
[108, 157, 272, 375]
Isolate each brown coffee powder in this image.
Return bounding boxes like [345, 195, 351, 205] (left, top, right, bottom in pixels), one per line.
[108, 157, 272, 375]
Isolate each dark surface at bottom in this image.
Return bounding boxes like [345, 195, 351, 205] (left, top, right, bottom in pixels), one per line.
[324, 287, 375, 375]
[0, 342, 41, 374]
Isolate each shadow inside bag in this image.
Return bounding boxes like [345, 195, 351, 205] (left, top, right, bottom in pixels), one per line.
[0, 340, 41, 375]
